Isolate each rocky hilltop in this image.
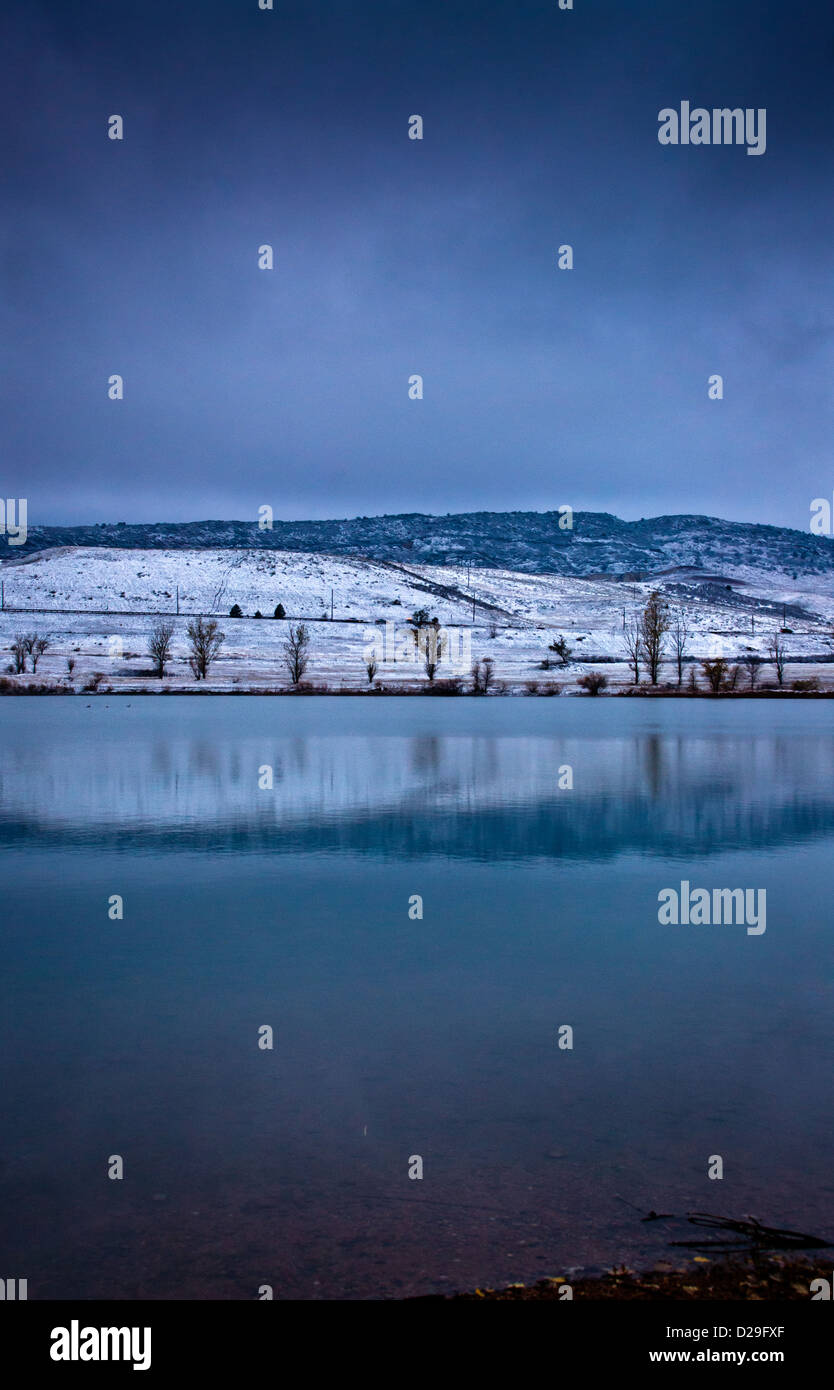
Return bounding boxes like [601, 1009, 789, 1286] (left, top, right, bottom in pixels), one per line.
[6, 510, 832, 580]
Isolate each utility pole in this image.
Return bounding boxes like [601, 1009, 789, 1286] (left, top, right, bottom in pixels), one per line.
[472, 592, 476, 623]
[331, 588, 334, 621]
[1, 580, 3, 610]
[176, 586, 179, 616]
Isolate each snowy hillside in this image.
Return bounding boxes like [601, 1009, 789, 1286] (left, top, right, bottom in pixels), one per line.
[1, 543, 832, 694]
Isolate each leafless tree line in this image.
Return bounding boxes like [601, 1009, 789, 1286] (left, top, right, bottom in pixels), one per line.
[621, 594, 793, 690]
[4, 604, 806, 694]
[9, 632, 49, 673]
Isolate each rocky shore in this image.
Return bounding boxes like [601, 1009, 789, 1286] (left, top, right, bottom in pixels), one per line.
[413, 1255, 830, 1301]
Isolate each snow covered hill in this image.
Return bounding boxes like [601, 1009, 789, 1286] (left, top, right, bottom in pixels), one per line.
[1, 542, 832, 694]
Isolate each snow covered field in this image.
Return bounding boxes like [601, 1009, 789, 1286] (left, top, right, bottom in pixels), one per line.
[1, 545, 832, 693]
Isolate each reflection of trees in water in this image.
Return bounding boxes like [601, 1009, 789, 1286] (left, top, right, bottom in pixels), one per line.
[291, 737, 308, 774]
[643, 733, 663, 798]
[633, 734, 829, 805]
[410, 735, 443, 774]
[188, 740, 220, 778]
[5, 730, 834, 864]
[472, 736, 500, 786]
[151, 740, 173, 784]
[410, 734, 499, 795]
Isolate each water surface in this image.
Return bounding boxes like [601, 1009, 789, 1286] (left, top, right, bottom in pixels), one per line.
[1, 698, 832, 1298]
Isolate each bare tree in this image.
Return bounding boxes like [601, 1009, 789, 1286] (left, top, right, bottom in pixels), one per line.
[11, 635, 27, 673]
[409, 612, 439, 664]
[670, 610, 689, 686]
[186, 616, 225, 680]
[148, 621, 175, 677]
[548, 634, 572, 666]
[471, 657, 495, 694]
[740, 653, 761, 690]
[29, 636, 49, 672]
[366, 658, 378, 685]
[701, 657, 729, 693]
[622, 616, 643, 684]
[282, 623, 310, 685]
[768, 632, 786, 687]
[421, 624, 443, 683]
[21, 633, 39, 667]
[577, 671, 608, 696]
[639, 592, 670, 685]
[66, 656, 76, 676]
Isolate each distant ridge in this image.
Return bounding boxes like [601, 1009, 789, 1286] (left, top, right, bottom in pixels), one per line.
[6, 511, 832, 579]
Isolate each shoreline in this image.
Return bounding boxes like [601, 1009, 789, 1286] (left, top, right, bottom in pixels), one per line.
[410, 1254, 831, 1301]
[2, 682, 834, 699]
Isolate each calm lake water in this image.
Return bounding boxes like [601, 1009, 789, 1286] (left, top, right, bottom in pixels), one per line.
[1, 697, 832, 1299]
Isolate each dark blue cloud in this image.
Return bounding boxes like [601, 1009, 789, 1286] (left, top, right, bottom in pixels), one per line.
[2, 0, 833, 529]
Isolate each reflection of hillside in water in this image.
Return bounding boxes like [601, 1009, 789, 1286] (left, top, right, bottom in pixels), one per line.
[2, 728, 833, 862]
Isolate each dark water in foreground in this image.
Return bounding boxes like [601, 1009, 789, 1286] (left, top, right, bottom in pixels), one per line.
[1, 697, 832, 1299]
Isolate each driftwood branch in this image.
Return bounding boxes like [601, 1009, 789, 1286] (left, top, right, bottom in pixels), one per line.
[670, 1213, 831, 1251]
[614, 1198, 831, 1252]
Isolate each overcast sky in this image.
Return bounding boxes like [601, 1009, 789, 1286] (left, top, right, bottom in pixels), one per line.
[2, 0, 833, 529]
